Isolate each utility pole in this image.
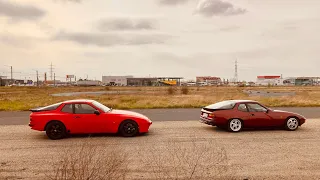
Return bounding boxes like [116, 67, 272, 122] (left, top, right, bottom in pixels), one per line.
[10, 66, 13, 84]
[36, 71, 39, 87]
[54, 73, 56, 87]
[49, 62, 54, 81]
[234, 59, 238, 83]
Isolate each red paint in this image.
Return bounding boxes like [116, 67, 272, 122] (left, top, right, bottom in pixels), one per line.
[200, 100, 306, 128]
[29, 100, 152, 135]
[257, 76, 281, 79]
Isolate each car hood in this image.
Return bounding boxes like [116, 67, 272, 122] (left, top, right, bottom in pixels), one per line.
[272, 109, 306, 119]
[109, 110, 151, 121]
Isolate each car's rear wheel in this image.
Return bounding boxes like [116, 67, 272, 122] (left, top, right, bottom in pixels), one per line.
[227, 119, 242, 132]
[119, 120, 139, 137]
[285, 117, 299, 131]
[45, 121, 67, 140]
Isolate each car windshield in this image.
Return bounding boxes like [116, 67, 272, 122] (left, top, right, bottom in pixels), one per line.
[205, 101, 236, 110]
[92, 101, 111, 112]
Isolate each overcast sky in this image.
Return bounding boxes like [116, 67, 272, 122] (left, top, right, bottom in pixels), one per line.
[0, 0, 320, 81]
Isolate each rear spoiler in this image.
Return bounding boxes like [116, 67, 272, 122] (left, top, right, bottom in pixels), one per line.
[29, 107, 45, 112]
[202, 108, 228, 112]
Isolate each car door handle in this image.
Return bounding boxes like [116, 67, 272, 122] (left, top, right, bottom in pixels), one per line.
[74, 116, 80, 119]
[251, 114, 255, 116]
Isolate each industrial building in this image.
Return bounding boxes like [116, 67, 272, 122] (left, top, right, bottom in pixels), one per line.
[256, 76, 283, 86]
[196, 76, 222, 86]
[76, 80, 101, 86]
[102, 76, 134, 86]
[127, 77, 183, 86]
[256, 76, 320, 86]
[127, 77, 158, 86]
[102, 76, 183, 86]
[0, 76, 33, 86]
[294, 77, 320, 86]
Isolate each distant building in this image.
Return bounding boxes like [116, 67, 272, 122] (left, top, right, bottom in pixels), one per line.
[196, 76, 222, 86]
[102, 76, 133, 86]
[294, 77, 320, 86]
[102, 76, 183, 86]
[0, 76, 7, 86]
[0, 77, 33, 86]
[127, 77, 158, 86]
[256, 76, 283, 86]
[76, 80, 101, 86]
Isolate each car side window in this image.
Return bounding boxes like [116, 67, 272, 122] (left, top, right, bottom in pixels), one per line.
[61, 104, 73, 113]
[247, 103, 267, 112]
[238, 104, 248, 112]
[74, 104, 97, 114]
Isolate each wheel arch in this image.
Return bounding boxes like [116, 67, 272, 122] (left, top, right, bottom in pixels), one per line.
[44, 120, 66, 131]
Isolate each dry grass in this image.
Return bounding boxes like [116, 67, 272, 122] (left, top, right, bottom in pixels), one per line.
[140, 140, 232, 180]
[47, 140, 128, 180]
[1, 86, 320, 111]
[47, 139, 233, 180]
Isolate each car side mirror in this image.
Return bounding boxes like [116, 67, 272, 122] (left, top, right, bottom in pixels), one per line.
[94, 110, 100, 115]
[265, 109, 269, 113]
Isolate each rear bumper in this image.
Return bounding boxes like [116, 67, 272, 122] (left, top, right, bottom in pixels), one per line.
[199, 117, 216, 126]
[29, 123, 44, 131]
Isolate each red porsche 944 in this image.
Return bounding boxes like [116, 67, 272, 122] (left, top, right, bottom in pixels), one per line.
[200, 100, 306, 132]
[29, 99, 152, 139]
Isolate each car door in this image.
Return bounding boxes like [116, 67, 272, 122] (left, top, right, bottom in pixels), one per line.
[72, 103, 104, 133]
[236, 103, 252, 127]
[246, 103, 275, 127]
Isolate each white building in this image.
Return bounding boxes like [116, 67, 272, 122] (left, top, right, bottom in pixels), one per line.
[256, 76, 283, 86]
[76, 80, 101, 86]
[102, 76, 133, 86]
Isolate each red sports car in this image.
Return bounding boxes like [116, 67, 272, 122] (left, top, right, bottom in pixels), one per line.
[200, 100, 306, 132]
[29, 99, 152, 139]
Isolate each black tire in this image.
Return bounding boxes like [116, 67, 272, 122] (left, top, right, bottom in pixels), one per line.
[216, 125, 225, 129]
[227, 119, 243, 132]
[285, 117, 299, 131]
[45, 121, 67, 140]
[119, 120, 139, 137]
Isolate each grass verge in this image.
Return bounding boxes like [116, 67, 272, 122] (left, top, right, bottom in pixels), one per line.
[1, 86, 320, 111]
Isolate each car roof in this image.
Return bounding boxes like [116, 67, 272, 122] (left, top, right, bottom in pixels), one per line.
[222, 100, 258, 103]
[62, 99, 95, 103]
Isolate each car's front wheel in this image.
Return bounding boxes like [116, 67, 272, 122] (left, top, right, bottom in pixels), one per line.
[227, 119, 243, 132]
[45, 121, 67, 140]
[119, 120, 139, 137]
[285, 117, 299, 131]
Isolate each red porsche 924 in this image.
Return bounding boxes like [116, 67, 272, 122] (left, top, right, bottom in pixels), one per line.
[29, 99, 152, 140]
[200, 100, 306, 132]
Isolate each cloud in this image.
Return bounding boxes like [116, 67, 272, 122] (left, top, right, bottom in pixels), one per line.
[195, 0, 246, 17]
[0, 33, 43, 48]
[52, 0, 82, 3]
[97, 18, 156, 31]
[159, 0, 189, 6]
[53, 31, 173, 47]
[0, 0, 45, 20]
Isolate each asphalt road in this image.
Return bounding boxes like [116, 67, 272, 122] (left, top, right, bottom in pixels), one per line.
[0, 107, 320, 126]
[0, 120, 319, 179]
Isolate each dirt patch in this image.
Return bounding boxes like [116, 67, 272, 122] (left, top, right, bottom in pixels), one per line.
[0, 120, 320, 179]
